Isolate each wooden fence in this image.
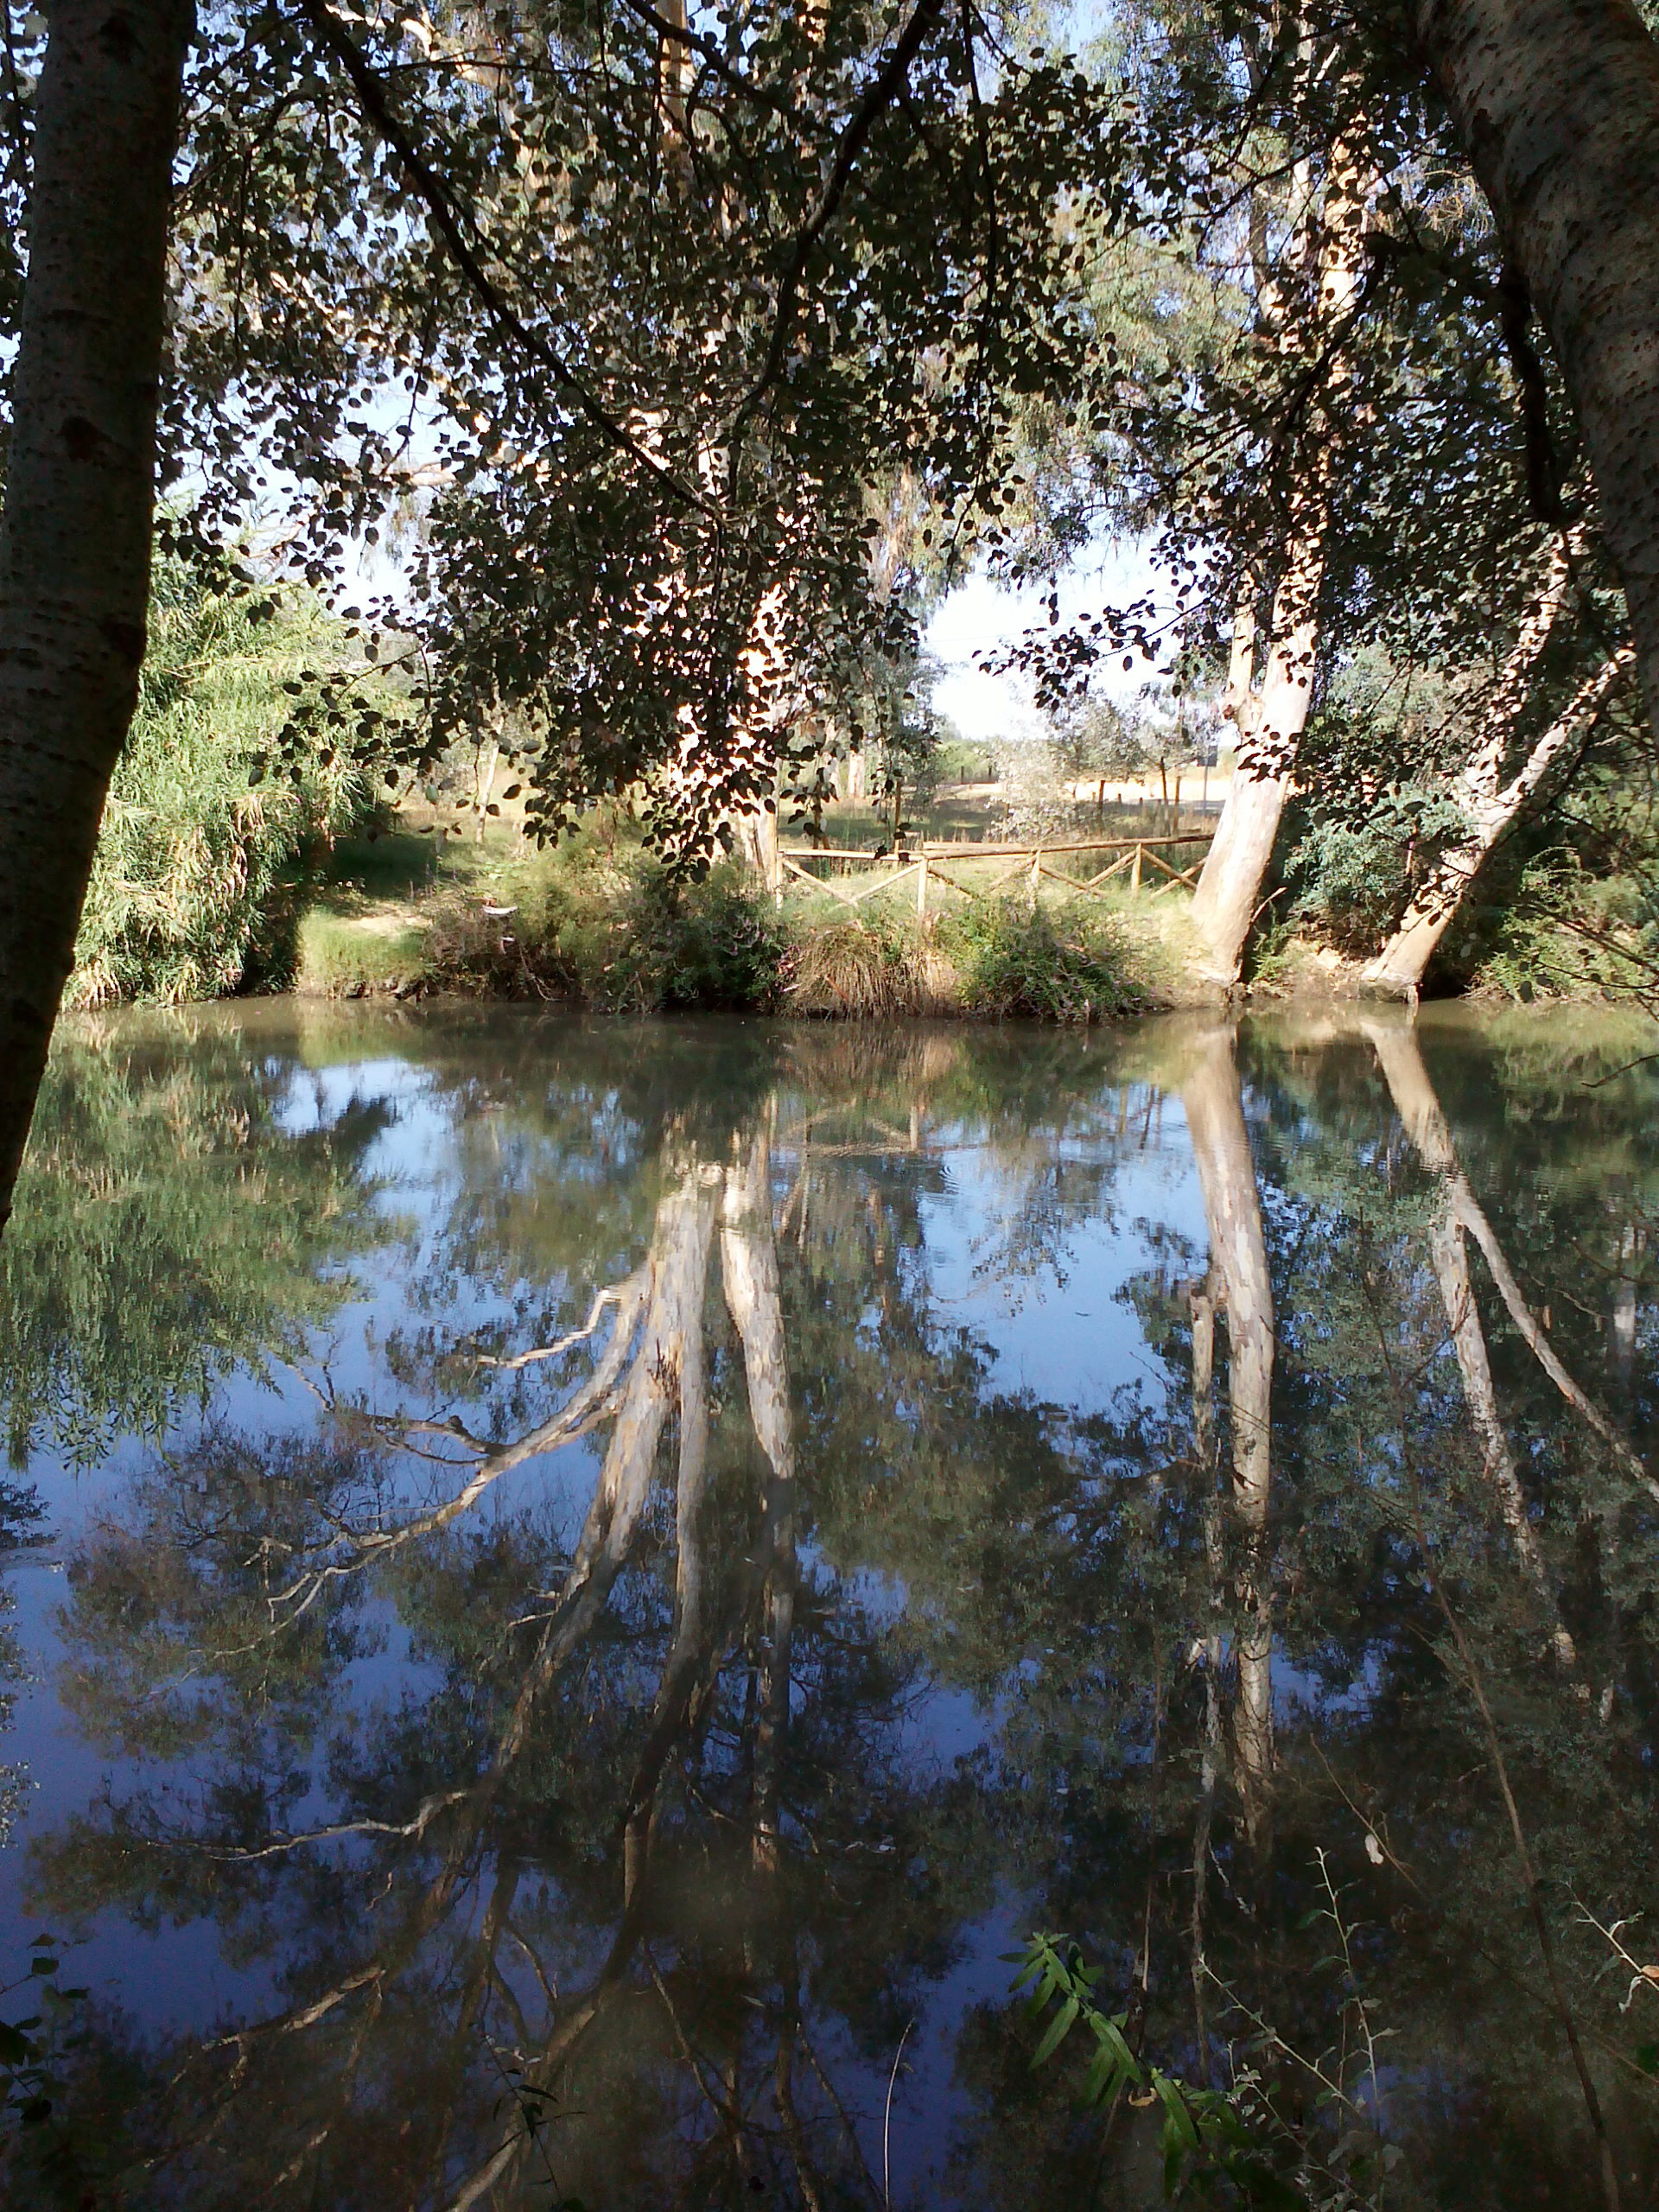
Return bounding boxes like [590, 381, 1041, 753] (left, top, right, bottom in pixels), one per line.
[775, 831, 1214, 915]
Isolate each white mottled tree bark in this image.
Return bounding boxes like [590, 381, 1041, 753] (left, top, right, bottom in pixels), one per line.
[721, 1129, 797, 1872]
[1191, 150, 1367, 985]
[1182, 1024, 1276, 1850]
[1365, 1015, 1659, 1508]
[1191, 562, 1325, 986]
[0, 0, 193, 1228]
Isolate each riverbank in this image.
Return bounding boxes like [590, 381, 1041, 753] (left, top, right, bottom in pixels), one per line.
[289, 824, 1211, 1021]
[66, 803, 1655, 1024]
[288, 830, 1650, 1020]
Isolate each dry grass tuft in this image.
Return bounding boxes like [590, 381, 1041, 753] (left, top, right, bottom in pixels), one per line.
[785, 919, 924, 1017]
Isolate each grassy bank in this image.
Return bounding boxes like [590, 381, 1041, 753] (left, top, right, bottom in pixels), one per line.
[290, 820, 1192, 1020]
[85, 766, 1656, 1020]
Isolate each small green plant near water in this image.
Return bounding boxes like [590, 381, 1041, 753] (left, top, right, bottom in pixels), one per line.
[1457, 848, 1659, 1003]
[1014, 1936, 1308, 2209]
[1016, 1855, 1406, 2211]
[0, 1935, 138, 2209]
[1287, 794, 1466, 960]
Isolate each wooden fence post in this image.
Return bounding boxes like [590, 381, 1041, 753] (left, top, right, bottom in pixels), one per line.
[916, 850, 929, 918]
[1131, 843, 1142, 893]
[1029, 845, 1041, 906]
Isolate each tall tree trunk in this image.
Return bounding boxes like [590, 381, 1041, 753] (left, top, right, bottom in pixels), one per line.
[501, 1158, 721, 1770]
[1190, 150, 1367, 984]
[721, 1129, 798, 1874]
[1427, 1203, 1580, 1668]
[1364, 1015, 1659, 1506]
[472, 730, 499, 842]
[1365, 529, 1578, 992]
[1415, 0, 1659, 733]
[1187, 1277, 1225, 2076]
[1608, 1221, 1640, 1411]
[0, 0, 193, 1230]
[1366, 1016, 1588, 1667]
[1190, 561, 1325, 984]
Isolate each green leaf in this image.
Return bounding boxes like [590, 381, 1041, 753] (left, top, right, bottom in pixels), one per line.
[0, 2020, 31, 2065]
[1153, 2073, 1201, 2195]
[1030, 1993, 1080, 2069]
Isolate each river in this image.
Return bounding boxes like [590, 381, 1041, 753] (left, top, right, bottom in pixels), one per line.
[2, 1001, 1657, 2209]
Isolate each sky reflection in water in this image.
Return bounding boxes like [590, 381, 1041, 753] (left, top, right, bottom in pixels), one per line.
[3, 1001, 1659, 2210]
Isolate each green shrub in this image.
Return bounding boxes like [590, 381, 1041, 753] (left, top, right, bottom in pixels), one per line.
[1286, 790, 1465, 957]
[633, 863, 790, 1010]
[943, 898, 1147, 1022]
[68, 556, 385, 1007]
[423, 836, 787, 1012]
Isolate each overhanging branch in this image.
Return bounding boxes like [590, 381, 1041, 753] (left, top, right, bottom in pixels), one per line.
[611, 0, 796, 117]
[291, 0, 712, 514]
[724, 0, 949, 450]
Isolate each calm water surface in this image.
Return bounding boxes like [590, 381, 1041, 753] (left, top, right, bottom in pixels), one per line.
[3, 1002, 1659, 2209]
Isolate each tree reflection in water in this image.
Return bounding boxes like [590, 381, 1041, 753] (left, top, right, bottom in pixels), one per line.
[5, 1006, 1659, 2209]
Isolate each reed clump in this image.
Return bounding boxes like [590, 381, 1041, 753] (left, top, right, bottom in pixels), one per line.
[944, 899, 1149, 1022]
[68, 557, 379, 1008]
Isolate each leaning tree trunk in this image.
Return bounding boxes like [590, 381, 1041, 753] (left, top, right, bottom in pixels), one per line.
[0, 0, 194, 1230]
[1363, 1012, 1659, 1505]
[1415, 0, 1659, 735]
[1365, 1020, 1580, 1664]
[1190, 558, 1325, 984]
[1364, 646, 1632, 992]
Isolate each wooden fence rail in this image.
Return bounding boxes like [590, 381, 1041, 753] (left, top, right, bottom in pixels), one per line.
[775, 830, 1214, 915]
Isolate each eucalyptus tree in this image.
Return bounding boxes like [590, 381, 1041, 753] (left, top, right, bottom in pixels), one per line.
[1001, 3, 1648, 984]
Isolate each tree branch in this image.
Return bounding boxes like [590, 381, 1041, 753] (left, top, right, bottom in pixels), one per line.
[290, 0, 712, 513]
[724, 0, 949, 448]
[1497, 262, 1567, 528]
[610, 0, 796, 116]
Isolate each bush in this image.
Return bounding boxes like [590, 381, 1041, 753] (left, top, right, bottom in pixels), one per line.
[67, 556, 385, 1007]
[1285, 790, 1465, 957]
[635, 865, 790, 1010]
[944, 899, 1147, 1022]
[423, 834, 788, 1012]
